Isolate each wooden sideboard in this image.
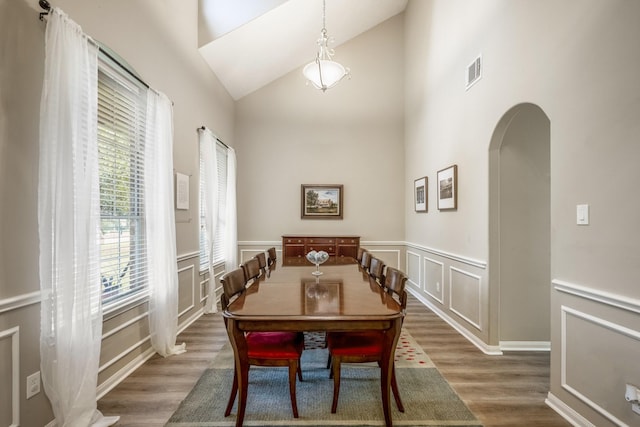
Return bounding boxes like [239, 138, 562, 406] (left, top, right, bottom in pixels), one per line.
[282, 235, 360, 259]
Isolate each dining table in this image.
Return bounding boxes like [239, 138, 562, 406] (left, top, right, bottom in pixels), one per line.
[222, 257, 404, 427]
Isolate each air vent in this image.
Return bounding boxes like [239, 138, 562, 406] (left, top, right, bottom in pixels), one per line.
[465, 55, 482, 90]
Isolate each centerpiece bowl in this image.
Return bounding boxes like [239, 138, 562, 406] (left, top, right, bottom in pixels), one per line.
[306, 250, 329, 275]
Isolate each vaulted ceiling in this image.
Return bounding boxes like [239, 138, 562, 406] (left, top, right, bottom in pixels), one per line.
[197, 0, 408, 100]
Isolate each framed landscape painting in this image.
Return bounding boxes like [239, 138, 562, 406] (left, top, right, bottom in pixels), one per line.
[414, 177, 427, 212]
[301, 184, 343, 219]
[437, 165, 458, 210]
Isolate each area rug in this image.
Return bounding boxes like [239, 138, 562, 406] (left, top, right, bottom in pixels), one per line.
[165, 330, 482, 427]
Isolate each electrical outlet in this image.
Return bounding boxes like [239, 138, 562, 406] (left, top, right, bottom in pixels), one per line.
[436, 282, 441, 292]
[26, 371, 40, 399]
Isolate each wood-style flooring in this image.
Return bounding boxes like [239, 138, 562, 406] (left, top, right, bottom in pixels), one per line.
[97, 294, 571, 427]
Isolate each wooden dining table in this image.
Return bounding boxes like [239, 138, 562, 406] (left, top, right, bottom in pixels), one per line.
[222, 258, 404, 427]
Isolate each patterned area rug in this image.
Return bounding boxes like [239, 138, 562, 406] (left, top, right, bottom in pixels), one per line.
[166, 329, 482, 427]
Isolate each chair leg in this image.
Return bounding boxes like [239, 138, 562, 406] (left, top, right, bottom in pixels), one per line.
[288, 360, 299, 418]
[224, 368, 238, 417]
[297, 361, 303, 382]
[390, 367, 405, 412]
[330, 356, 341, 413]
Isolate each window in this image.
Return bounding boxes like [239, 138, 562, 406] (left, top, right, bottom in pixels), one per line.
[199, 141, 228, 272]
[97, 53, 149, 306]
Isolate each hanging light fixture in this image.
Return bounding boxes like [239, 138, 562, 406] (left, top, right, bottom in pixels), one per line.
[303, 0, 350, 91]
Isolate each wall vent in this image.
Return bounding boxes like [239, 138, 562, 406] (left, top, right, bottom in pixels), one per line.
[465, 55, 482, 90]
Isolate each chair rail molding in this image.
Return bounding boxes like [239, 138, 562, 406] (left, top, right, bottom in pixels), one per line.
[0, 291, 41, 314]
[405, 241, 487, 269]
[553, 279, 640, 314]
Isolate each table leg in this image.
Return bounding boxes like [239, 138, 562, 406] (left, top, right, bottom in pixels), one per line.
[380, 318, 402, 427]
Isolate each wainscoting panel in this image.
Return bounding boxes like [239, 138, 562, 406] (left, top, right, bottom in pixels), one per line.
[0, 326, 19, 427]
[449, 267, 482, 331]
[367, 249, 401, 270]
[405, 250, 422, 292]
[560, 305, 640, 426]
[423, 256, 444, 304]
[177, 264, 195, 318]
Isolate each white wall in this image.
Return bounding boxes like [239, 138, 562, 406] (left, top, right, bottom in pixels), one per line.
[0, 1, 235, 425]
[234, 14, 406, 244]
[404, 1, 640, 425]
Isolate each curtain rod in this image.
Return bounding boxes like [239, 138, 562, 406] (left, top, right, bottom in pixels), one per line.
[38, 0, 150, 90]
[198, 126, 229, 149]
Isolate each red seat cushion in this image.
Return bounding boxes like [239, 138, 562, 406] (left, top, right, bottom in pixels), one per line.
[246, 332, 303, 359]
[327, 331, 384, 356]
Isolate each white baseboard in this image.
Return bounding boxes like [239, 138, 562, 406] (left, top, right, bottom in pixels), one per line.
[546, 392, 595, 427]
[500, 340, 551, 351]
[407, 288, 502, 355]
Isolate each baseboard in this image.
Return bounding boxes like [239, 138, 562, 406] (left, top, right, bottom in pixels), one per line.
[407, 287, 502, 355]
[97, 308, 204, 400]
[500, 340, 551, 351]
[545, 392, 595, 427]
[97, 346, 157, 399]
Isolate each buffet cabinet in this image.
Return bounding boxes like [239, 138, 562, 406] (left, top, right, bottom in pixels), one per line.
[282, 235, 360, 259]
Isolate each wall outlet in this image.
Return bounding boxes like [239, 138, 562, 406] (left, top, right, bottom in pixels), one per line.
[26, 371, 40, 399]
[436, 282, 441, 292]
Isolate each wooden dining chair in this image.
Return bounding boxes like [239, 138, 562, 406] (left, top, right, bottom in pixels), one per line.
[359, 250, 371, 271]
[254, 252, 268, 276]
[220, 268, 304, 419]
[326, 267, 409, 414]
[368, 256, 385, 283]
[266, 247, 277, 276]
[241, 257, 262, 284]
[356, 247, 366, 264]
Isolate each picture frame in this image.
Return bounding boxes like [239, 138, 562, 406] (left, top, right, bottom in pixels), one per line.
[175, 172, 190, 210]
[414, 177, 428, 212]
[301, 184, 343, 219]
[437, 165, 458, 210]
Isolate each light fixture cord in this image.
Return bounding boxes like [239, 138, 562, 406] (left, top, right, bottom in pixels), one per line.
[322, 0, 326, 31]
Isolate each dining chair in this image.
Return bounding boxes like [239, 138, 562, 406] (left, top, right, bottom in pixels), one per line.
[220, 268, 304, 419]
[356, 247, 366, 264]
[266, 247, 277, 276]
[254, 252, 268, 276]
[326, 267, 409, 414]
[359, 250, 371, 271]
[368, 256, 385, 283]
[241, 257, 262, 284]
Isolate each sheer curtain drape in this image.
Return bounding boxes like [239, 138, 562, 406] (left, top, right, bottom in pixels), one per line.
[38, 8, 118, 427]
[145, 90, 186, 357]
[199, 128, 219, 314]
[224, 148, 238, 272]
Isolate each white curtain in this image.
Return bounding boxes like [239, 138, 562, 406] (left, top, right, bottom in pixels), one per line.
[38, 8, 118, 427]
[199, 128, 219, 314]
[145, 90, 186, 357]
[224, 148, 238, 273]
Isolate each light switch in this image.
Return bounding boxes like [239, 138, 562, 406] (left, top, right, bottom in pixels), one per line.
[576, 204, 589, 225]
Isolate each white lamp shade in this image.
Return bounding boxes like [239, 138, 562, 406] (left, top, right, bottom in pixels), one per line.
[303, 59, 348, 90]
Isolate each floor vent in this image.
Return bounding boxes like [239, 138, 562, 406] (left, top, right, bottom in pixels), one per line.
[466, 55, 482, 90]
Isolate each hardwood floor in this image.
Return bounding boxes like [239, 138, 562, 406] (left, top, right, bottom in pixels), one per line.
[97, 294, 571, 427]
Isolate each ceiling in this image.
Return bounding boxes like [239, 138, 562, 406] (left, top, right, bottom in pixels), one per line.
[198, 0, 408, 100]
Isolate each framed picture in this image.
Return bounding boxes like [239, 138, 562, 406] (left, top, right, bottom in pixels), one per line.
[301, 184, 343, 219]
[175, 172, 189, 210]
[414, 177, 428, 212]
[437, 165, 457, 210]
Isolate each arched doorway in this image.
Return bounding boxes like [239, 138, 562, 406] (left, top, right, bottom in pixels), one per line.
[489, 103, 551, 347]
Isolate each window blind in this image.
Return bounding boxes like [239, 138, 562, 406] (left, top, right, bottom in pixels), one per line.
[199, 141, 228, 271]
[97, 54, 149, 306]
